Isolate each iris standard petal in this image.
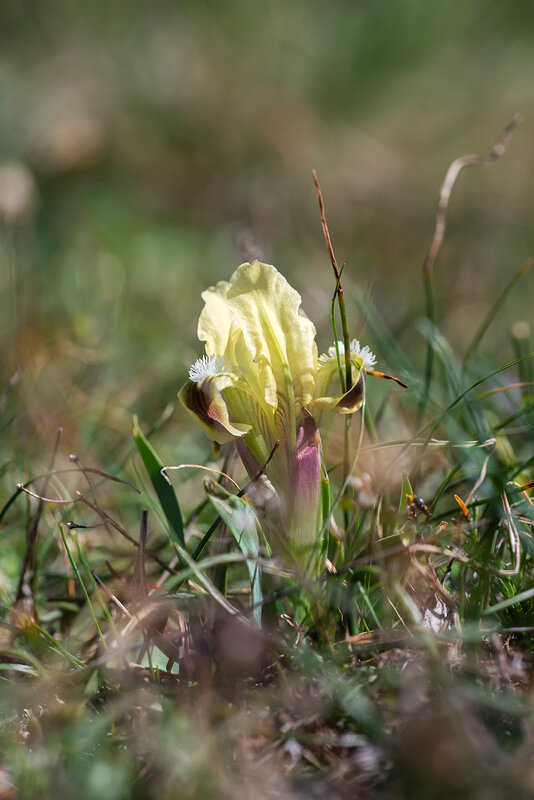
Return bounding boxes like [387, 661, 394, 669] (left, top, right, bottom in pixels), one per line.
[222, 261, 317, 411]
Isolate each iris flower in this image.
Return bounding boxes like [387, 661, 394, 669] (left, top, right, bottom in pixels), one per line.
[179, 261, 384, 567]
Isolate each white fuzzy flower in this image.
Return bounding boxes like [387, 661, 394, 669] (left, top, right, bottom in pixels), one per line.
[319, 339, 377, 370]
[188, 354, 229, 383]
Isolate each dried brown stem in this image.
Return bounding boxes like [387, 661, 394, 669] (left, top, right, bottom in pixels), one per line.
[90, 568, 134, 620]
[16, 484, 78, 504]
[76, 492, 176, 575]
[423, 114, 522, 281]
[69, 453, 98, 504]
[239, 439, 280, 497]
[419, 114, 522, 421]
[312, 168, 340, 279]
[132, 510, 149, 608]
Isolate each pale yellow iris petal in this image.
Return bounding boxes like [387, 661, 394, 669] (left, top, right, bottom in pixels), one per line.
[199, 293, 260, 397]
[219, 261, 317, 410]
[197, 280, 233, 358]
[189, 262, 318, 462]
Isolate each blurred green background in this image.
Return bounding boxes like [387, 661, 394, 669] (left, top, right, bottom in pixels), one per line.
[1, 0, 533, 472]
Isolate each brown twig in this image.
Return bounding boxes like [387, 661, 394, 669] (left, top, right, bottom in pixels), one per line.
[76, 492, 177, 574]
[90, 567, 134, 619]
[161, 463, 241, 493]
[312, 168, 340, 280]
[69, 453, 98, 504]
[423, 114, 523, 282]
[16, 485, 79, 504]
[419, 114, 523, 420]
[132, 510, 149, 608]
[239, 439, 280, 497]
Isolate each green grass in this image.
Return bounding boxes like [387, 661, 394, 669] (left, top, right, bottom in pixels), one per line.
[1, 149, 534, 799]
[1, 4, 534, 795]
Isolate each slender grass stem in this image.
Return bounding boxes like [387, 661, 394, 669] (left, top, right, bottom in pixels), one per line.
[59, 525, 108, 651]
[464, 260, 532, 366]
[313, 169, 355, 533]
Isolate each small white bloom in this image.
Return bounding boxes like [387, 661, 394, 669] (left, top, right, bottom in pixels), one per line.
[188, 354, 229, 383]
[319, 339, 377, 370]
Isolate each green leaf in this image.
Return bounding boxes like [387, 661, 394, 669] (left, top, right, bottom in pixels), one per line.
[133, 415, 184, 547]
[205, 481, 263, 626]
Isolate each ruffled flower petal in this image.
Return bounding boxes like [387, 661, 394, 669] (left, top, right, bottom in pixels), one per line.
[198, 262, 317, 413]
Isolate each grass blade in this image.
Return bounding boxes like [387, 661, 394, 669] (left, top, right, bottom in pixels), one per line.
[464, 260, 532, 366]
[482, 587, 534, 616]
[59, 525, 108, 651]
[133, 415, 184, 547]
